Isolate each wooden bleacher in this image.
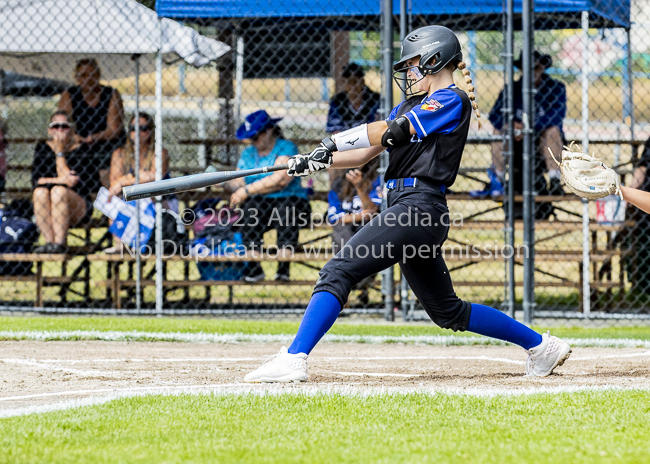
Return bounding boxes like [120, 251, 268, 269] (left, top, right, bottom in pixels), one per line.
[1, 136, 642, 309]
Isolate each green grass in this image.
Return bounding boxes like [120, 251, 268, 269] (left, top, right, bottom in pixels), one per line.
[3, 316, 650, 341]
[2, 391, 649, 463]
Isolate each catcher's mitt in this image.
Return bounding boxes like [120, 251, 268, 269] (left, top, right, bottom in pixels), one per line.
[549, 142, 622, 200]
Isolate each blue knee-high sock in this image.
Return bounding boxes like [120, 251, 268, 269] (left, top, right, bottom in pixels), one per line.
[467, 303, 542, 350]
[288, 292, 341, 355]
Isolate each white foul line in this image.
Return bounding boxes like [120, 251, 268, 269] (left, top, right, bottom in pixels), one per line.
[6, 351, 650, 366]
[571, 351, 650, 361]
[0, 357, 259, 364]
[332, 372, 423, 378]
[3, 329, 650, 348]
[0, 384, 237, 402]
[2, 383, 650, 419]
[0, 358, 115, 376]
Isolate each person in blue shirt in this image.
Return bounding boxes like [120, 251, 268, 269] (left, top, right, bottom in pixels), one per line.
[227, 110, 311, 282]
[244, 26, 572, 383]
[327, 164, 382, 238]
[476, 51, 566, 220]
[327, 160, 382, 306]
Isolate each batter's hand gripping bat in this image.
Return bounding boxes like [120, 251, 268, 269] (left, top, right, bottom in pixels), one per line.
[122, 164, 289, 201]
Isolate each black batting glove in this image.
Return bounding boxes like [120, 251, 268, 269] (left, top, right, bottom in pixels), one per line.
[287, 138, 335, 177]
[287, 154, 310, 177]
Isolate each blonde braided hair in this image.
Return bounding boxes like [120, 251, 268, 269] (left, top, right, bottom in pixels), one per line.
[456, 61, 482, 129]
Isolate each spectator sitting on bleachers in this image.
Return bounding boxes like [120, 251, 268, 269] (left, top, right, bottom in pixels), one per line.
[327, 160, 382, 306]
[326, 62, 381, 190]
[0, 117, 7, 194]
[104, 112, 175, 254]
[32, 111, 100, 253]
[227, 110, 311, 282]
[58, 58, 126, 187]
[477, 50, 566, 220]
[328, 160, 382, 253]
[625, 138, 650, 294]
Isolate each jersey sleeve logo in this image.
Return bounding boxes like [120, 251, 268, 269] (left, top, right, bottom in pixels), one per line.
[420, 99, 444, 112]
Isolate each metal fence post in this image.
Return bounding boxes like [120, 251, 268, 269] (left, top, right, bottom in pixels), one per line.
[522, 0, 536, 325]
[581, 10, 591, 316]
[155, 24, 164, 317]
[504, 0, 516, 318]
[133, 54, 142, 312]
[626, 26, 635, 165]
[381, 0, 394, 321]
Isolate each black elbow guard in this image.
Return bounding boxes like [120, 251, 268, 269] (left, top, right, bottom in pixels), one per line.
[381, 116, 411, 147]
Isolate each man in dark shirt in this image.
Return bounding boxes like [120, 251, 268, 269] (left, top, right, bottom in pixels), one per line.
[326, 63, 380, 187]
[475, 51, 566, 219]
[326, 63, 381, 133]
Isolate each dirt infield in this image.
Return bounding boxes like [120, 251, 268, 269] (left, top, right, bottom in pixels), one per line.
[2, 341, 650, 414]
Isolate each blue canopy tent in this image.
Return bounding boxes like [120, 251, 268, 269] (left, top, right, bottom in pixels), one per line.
[155, 0, 632, 113]
[156, 0, 630, 29]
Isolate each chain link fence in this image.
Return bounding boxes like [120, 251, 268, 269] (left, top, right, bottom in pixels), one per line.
[0, 0, 647, 322]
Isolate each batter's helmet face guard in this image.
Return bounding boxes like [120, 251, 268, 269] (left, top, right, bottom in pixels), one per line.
[393, 26, 463, 95]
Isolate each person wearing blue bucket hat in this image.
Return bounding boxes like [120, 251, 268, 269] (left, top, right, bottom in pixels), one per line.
[226, 110, 311, 282]
[235, 110, 283, 141]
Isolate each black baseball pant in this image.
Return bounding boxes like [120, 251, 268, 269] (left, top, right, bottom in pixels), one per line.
[313, 179, 471, 331]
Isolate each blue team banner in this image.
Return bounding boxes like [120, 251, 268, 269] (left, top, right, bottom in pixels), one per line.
[94, 187, 156, 251]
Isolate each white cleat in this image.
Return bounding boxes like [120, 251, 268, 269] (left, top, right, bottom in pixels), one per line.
[244, 346, 309, 383]
[525, 331, 572, 377]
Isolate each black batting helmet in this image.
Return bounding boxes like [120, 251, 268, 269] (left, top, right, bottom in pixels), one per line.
[393, 26, 462, 94]
[394, 26, 462, 74]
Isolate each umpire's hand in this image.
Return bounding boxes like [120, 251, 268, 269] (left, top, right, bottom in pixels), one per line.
[287, 141, 334, 177]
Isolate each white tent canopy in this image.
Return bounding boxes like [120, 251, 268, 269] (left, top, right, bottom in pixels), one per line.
[0, 0, 230, 79]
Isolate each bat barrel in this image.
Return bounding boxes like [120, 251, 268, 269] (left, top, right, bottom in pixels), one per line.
[122, 164, 289, 201]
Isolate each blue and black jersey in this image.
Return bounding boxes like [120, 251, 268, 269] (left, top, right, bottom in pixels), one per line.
[326, 86, 381, 133]
[384, 85, 471, 188]
[327, 178, 382, 224]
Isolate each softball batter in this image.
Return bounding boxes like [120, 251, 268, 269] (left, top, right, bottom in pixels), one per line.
[245, 26, 571, 382]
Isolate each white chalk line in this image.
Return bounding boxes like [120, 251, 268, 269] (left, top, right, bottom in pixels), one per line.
[571, 351, 650, 361]
[333, 372, 422, 377]
[0, 359, 115, 377]
[3, 330, 650, 348]
[4, 355, 526, 365]
[0, 357, 259, 364]
[0, 384, 236, 402]
[2, 383, 650, 419]
[6, 350, 650, 367]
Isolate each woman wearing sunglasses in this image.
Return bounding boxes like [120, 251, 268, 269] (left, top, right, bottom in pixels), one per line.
[32, 111, 99, 253]
[105, 112, 173, 253]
